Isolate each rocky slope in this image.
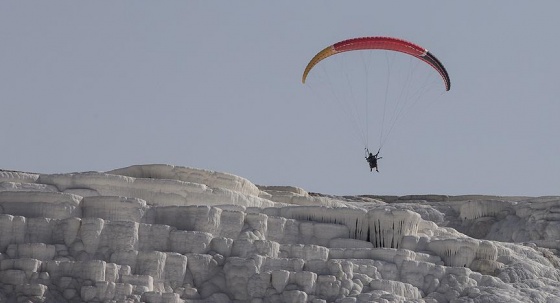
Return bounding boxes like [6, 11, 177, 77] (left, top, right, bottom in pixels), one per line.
[1, 164, 559, 303]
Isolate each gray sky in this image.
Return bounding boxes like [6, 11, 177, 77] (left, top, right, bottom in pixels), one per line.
[1, 1, 559, 196]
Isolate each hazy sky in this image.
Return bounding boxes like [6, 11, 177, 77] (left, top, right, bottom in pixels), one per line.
[1, 1, 559, 196]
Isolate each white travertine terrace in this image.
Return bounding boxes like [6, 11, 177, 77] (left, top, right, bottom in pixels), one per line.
[1, 164, 560, 302]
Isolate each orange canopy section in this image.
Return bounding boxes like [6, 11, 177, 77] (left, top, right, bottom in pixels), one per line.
[302, 36, 451, 91]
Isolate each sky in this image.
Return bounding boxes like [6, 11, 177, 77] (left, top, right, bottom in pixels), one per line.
[1, 1, 559, 197]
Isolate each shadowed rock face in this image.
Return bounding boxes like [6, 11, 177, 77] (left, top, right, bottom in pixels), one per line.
[1, 164, 560, 303]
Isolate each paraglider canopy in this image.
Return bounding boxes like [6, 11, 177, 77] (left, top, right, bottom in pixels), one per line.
[302, 36, 450, 91]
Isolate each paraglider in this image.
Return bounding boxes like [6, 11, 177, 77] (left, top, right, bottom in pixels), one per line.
[302, 36, 450, 172]
[366, 148, 382, 172]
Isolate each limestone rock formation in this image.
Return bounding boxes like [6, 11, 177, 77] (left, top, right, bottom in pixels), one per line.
[0, 164, 559, 302]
